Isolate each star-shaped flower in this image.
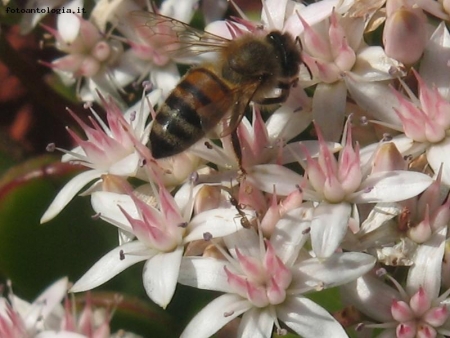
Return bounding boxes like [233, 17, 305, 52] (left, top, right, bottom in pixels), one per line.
[341, 227, 450, 337]
[41, 91, 159, 223]
[178, 206, 376, 338]
[71, 180, 243, 308]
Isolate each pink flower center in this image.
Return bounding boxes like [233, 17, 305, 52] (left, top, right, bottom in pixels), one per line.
[224, 240, 292, 307]
[391, 288, 449, 338]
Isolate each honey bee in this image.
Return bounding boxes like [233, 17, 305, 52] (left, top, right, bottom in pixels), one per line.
[133, 12, 302, 159]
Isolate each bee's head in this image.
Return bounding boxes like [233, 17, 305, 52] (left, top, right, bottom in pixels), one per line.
[266, 31, 301, 78]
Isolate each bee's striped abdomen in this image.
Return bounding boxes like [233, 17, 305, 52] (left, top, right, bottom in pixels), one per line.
[150, 67, 231, 159]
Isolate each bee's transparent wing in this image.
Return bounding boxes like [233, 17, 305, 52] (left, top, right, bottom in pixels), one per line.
[195, 82, 260, 139]
[130, 11, 230, 59]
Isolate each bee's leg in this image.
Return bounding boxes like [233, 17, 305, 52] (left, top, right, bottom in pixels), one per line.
[253, 87, 290, 105]
[254, 77, 300, 105]
[231, 128, 246, 175]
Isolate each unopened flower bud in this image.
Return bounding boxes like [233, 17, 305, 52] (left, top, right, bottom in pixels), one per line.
[371, 142, 407, 173]
[383, 4, 427, 65]
[194, 185, 222, 214]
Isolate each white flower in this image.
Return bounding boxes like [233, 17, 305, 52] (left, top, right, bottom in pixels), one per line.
[41, 91, 159, 223]
[0, 278, 68, 337]
[341, 227, 450, 337]
[71, 181, 243, 308]
[278, 122, 433, 258]
[178, 206, 376, 337]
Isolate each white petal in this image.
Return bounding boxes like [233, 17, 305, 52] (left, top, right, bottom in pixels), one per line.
[184, 208, 244, 242]
[85, 75, 127, 110]
[180, 294, 251, 338]
[174, 181, 198, 220]
[91, 191, 136, 232]
[40, 170, 102, 223]
[92, 0, 140, 35]
[283, 140, 341, 164]
[223, 229, 260, 259]
[238, 307, 274, 338]
[277, 296, 348, 338]
[143, 247, 183, 308]
[353, 171, 433, 203]
[341, 15, 365, 51]
[344, 72, 402, 126]
[112, 51, 151, 83]
[160, 0, 198, 22]
[360, 202, 401, 233]
[20, 0, 65, 34]
[311, 203, 352, 258]
[427, 140, 450, 186]
[127, 90, 161, 139]
[291, 252, 375, 291]
[178, 257, 232, 292]
[353, 46, 402, 81]
[271, 206, 313, 266]
[24, 277, 68, 329]
[150, 63, 181, 97]
[420, 22, 450, 101]
[109, 152, 140, 176]
[71, 241, 152, 292]
[340, 274, 398, 322]
[266, 86, 312, 143]
[189, 139, 237, 169]
[406, 226, 447, 299]
[313, 82, 347, 142]
[284, 0, 338, 35]
[246, 164, 303, 196]
[261, 0, 288, 30]
[57, 0, 83, 42]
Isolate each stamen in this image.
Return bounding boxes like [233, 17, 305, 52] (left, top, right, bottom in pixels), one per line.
[190, 171, 199, 184]
[382, 133, 393, 142]
[142, 80, 153, 92]
[203, 232, 213, 241]
[375, 267, 387, 277]
[129, 111, 136, 122]
[46, 143, 56, 152]
[355, 323, 365, 331]
[227, 0, 249, 21]
[223, 310, 234, 317]
[277, 328, 287, 335]
[364, 186, 374, 193]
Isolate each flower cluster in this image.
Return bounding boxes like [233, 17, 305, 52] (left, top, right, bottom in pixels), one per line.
[0, 278, 140, 338]
[10, 0, 450, 337]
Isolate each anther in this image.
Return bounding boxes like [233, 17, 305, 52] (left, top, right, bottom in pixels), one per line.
[46, 143, 56, 152]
